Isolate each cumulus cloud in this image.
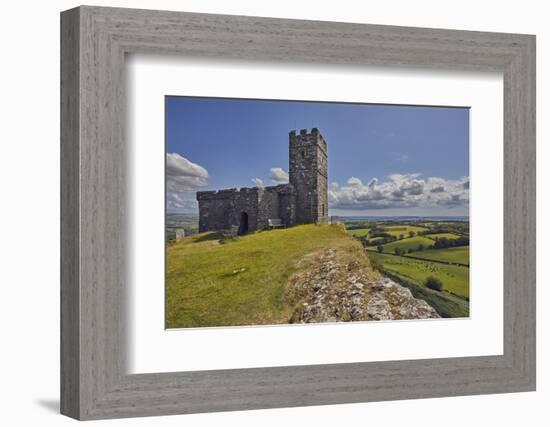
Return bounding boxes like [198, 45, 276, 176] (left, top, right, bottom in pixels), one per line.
[166, 153, 209, 213]
[328, 173, 469, 211]
[166, 191, 198, 212]
[251, 177, 264, 187]
[401, 179, 424, 195]
[347, 177, 363, 187]
[269, 167, 289, 184]
[166, 153, 209, 192]
[437, 193, 469, 207]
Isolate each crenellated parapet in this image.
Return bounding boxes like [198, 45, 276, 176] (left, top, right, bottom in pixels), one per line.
[289, 128, 327, 156]
[197, 187, 261, 201]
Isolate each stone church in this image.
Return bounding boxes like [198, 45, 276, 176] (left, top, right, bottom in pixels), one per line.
[196, 128, 328, 234]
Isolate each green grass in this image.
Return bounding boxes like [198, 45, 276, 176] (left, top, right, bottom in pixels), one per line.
[366, 235, 435, 253]
[425, 233, 462, 240]
[166, 223, 369, 329]
[365, 237, 385, 245]
[408, 246, 470, 265]
[381, 225, 428, 237]
[347, 228, 370, 237]
[367, 252, 470, 299]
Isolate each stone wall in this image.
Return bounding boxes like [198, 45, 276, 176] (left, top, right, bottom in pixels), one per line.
[276, 185, 297, 226]
[257, 186, 279, 230]
[197, 187, 261, 233]
[197, 184, 296, 233]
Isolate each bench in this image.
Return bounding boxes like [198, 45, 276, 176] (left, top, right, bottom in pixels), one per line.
[268, 218, 284, 229]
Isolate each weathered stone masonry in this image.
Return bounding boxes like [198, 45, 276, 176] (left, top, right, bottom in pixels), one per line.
[289, 128, 328, 225]
[197, 128, 328, 233]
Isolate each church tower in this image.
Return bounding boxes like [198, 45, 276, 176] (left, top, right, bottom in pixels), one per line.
[288, 128, 328, 224]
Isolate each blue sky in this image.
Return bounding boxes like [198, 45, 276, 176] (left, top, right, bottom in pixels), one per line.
[166, 96, 469, 216]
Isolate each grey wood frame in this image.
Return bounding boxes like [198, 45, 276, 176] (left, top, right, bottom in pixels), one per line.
[60, 5, 536, 420]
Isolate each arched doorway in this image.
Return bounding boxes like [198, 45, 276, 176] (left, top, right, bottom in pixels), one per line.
[238, 212, 249, 235]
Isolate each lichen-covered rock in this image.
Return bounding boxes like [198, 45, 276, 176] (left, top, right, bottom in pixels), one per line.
[368, 277, 439, 320]
[285, 248, 439, 323]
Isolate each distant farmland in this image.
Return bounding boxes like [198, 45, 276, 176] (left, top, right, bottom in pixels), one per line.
[347, 228, 370, 238]
[382, 225, 428, 237]
[425, 233, 463, 241]
[342, 218, 469, 318]
[366, 236, 435, 253]
[409, 246, 470, 266]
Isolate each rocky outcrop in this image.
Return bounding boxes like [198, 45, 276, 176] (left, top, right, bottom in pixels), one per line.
[367, 277, 440, 320]
[285, 248, 439, 323]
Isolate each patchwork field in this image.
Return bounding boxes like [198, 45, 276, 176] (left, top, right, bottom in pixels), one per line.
[347, 228, 370, 238]
[365, 235, 435, 252]
[409, 246, 470, 265]
[382, 225, 429, 237]
[337, 219, 470, 317]
[367, 252, 469, 299]
[425, 233, 463, 241]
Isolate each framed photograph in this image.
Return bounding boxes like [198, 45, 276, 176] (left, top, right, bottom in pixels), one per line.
[61, 6, 536, 420]
[164, 98, 468, 329]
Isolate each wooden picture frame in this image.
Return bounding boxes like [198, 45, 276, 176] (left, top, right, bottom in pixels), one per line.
[60, 5, 536, 420]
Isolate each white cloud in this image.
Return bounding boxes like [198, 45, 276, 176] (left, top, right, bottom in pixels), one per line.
[251, 177, 264, 187]
[329, 173, 469, 211]
[166, 153, 209, 192]
[347, 177, 363, 187]
[166, 191, 198, 212]
[401, 178, 424, 195]
[269, 167, 289, 184]
[166, 153, 209, 213]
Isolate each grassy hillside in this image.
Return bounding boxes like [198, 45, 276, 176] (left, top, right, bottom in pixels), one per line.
[409, 246, 470, 265]
[367, 252, 469, 299]
[166, 223, 372, 329]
